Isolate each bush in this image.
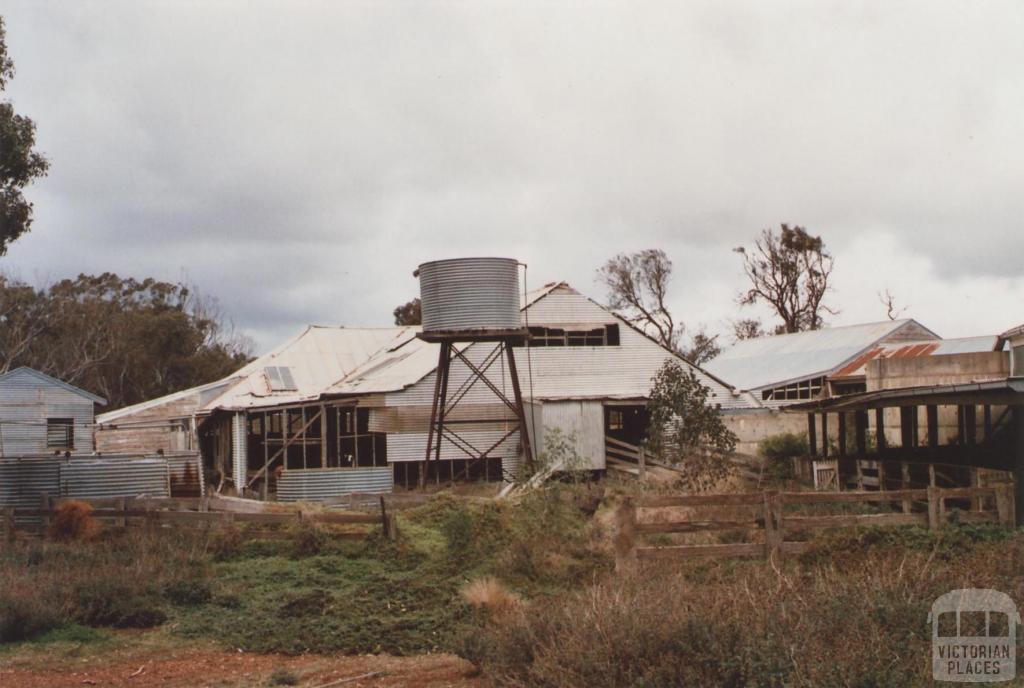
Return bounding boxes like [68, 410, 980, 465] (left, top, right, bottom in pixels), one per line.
[461, 576, 522, 618]
[72, 579, 167, 628]
[759, 432, 808, 481]
[289, 521, 327, 558]
[758, 432, 808, 460]
[0, 592, 62, 643]
[49, 500, 101, 542]
[164, 579, 213, 606]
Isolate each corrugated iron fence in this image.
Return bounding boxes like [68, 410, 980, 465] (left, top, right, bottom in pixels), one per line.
[0, 452, 203, 521]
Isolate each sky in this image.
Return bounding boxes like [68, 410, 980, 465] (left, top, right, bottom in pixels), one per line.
[2, 1, 1022, 354]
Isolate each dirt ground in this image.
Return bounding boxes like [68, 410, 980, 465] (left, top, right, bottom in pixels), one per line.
[0, 632, 486, 688]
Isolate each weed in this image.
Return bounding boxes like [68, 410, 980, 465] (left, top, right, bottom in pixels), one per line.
[461, 577, 522, 617]
[72, 579, 167, 628]
[164, 579, 213, 606]
[0, 592, 61, 642]
[268, 667, 299, 686]
[48, 500, 101, 542]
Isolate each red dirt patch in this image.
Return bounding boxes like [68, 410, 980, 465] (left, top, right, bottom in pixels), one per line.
[0, 647, 484, 688]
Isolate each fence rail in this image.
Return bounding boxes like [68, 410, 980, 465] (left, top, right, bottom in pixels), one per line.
[616, 484, 1015, 567]
[2, 493, 399, 545]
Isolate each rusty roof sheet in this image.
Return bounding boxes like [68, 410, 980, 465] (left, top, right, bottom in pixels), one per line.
[830, 336, 999, 379]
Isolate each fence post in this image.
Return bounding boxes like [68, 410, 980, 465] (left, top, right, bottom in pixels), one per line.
[763, 491, 783, 564]
[971, 469, 983, 512]
[901, 463, 912, 513]
[614, 497, 637, 570]
[40, 492, 51, 534]
[927, 485, 941, 530]
[995, 485, 1015, 526]
[638, 447, 646, 483]
[116, 497, 127, 528]
[3, 507, 14, 545]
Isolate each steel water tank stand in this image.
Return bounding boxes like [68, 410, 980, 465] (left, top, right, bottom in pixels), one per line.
[418, 331, 535, 487]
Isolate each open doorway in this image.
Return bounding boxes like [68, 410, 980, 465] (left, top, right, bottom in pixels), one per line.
[604, 404, 649, 448]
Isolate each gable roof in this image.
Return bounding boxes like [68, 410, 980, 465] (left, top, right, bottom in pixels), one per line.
[109, 281, 755, 415]
[0, 367, 107, 405]
[704, 319, 940, 392]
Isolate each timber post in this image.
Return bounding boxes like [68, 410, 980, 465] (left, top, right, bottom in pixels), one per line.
[638, 447, 646, 482]
[995, 484, 1015, 526]
[927, 485, 940, 530]
[614, 497, 637, 570]
[3, 507, 14, 545]
[763, 491, 783, 564]
[116, 497, 127, 528]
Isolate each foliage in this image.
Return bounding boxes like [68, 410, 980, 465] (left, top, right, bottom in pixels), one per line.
[0, 272, 253, 409]
[0, 591, 62, 642]
[597, 249, 719, 364]
[644, 360, 737, 490]
[536, 427, 589, 480]
[393, 297, 422, 325]
[71, 578, 167, 628]
[0, 17, 50, 255]
[731, 317, 766, 341]
[758, 432, 808, 459]
[734, 224, 836, 333]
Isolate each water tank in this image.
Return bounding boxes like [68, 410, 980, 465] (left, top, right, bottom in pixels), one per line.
[417, 257, 522, 333]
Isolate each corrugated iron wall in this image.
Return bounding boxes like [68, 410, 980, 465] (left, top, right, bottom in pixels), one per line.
[276, 467, 393, 502]
[0, 371, 96, 456]
[59, 459, 169, 499]
[541, 400, 605, 470]
[0, 453, 192, 513]
[231, 413, 247, 489]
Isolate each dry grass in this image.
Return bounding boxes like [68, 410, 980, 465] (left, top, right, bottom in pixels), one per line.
[48, 500, 101, 542]
[461, 529, 1024, 687]
[461, 577, 523, 617]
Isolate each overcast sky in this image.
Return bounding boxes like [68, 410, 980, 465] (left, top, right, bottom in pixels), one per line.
[3, 2, 1022, 353]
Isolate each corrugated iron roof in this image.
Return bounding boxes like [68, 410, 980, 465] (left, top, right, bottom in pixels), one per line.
[830, 336, 999, 379]
[0, 367, 107, 405]
[704, 319, 939, 392]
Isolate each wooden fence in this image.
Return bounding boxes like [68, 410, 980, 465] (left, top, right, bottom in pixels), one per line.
[2, 493, 399, 545]
[615, 484, 1016, 567]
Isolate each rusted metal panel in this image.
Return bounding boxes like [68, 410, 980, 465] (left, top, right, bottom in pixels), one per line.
[417, 257, 521, 333]
[276, 467, 392, 502]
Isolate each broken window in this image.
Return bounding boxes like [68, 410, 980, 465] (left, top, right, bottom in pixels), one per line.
[761, 377, 825, 402]
[264, 366, 297, 391]
[520, 324, 620, 347]
[46, 418, 74, 449]
[608, 410, 624, 430]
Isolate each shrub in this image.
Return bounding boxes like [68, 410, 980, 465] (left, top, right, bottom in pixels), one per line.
[0, 592, 62, 643]
[758, 432, 808, 460]
[48, 500, 101, 542]
[72, 579, 167, 628]
[289, 521, 327, 558]
[164, 579, 213, 606]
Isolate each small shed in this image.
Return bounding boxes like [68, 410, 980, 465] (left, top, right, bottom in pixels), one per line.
[0, 367, 106, 456]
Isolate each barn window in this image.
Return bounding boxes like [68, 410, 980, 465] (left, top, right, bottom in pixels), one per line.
[521, 324, 620, 347]
[46, 418, 74, 449]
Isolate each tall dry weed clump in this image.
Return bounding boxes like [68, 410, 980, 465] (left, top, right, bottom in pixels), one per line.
[49, 500, 101, 541]
[461, 533, 1024, 687]
[461, 576, 522, 618]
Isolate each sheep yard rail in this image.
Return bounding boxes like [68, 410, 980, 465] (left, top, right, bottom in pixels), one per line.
[615, 484, 1016, 566]
[1, 494, 399, 544]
